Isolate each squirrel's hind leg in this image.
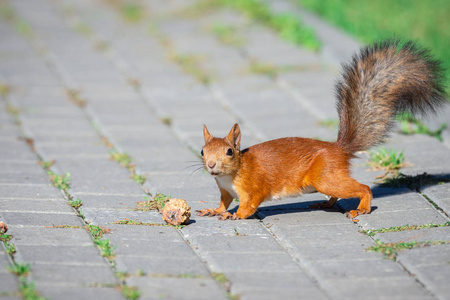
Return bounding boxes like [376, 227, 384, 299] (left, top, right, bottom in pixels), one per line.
[309, 197, 338, 209]
[313, 175, 372, 219]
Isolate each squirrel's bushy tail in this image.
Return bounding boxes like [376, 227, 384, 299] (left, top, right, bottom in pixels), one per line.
[336, 39, 447, 154]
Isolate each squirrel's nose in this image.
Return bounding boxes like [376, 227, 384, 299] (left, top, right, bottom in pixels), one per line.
[207, 161, 216, 169]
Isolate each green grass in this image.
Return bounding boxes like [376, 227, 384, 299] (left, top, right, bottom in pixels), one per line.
[19, 277, 47, 300]
[8, 263, 30, 276]
[109, 150, 147, 184]
[360, 222, 450, 236]
[102, 0, 145, 23]
[8, 262, 47, 299]
[7, 263, 46, 300]
[136, 193, 170, 211]
[131, 173, 146, 185]
[114, 218, 184, 229]
[367, 239, 449, 260]
[116, 271, 129, 281]
[0, 233, 12, 242]
[121, 286, 141, 300]
[48, 172, 71, 191]
[211, 272, 240, 300]
[66, 89, 87, 108]
[38, 160, 55, 170]
[68, 198, 83, 209]
[121, 3, 144, 22]
[297, 0, 450, 91]
[0, 3, 33, 38]
[248, 61, 278, 79]
[219, 0, 320, 51]
[0, 82, 11, 98]
[110, 151, 133, 169]
[85, 224, 115, 260]
[186, 0, 320, 51]
[211, 23, 244, 46]
[85, 224, 111, 239]
[4, 241, 16, 255]
[113, 219, 165, 226]
[170, 53, 211, 85]
[368, 148, 406, 171]
[94, 238, 115, 259]
[396, 112, 447, 141]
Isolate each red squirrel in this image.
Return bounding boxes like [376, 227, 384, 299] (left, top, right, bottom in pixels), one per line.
[197, 40, 447, 220]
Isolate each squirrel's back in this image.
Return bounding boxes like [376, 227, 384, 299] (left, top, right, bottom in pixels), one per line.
[336, 40, 447, 154]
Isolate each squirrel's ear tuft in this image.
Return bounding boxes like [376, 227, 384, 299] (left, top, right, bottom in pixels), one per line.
[203, 124, 213, 144]
[227, 123, 241, 150]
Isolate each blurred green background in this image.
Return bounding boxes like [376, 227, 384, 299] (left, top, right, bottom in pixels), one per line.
[297, 0, 450, 92]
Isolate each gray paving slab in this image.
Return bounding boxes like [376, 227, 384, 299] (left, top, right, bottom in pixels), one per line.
[2, 0, 450, 299]
[324, 277, 434, 300]
[0, 183, 65, 200]
[0, 199, 74, 213]
[422, 182, 450, 217]
[37, 286, 125, 300]
[396, 244, 450, 300]
[10, 226, 97, 247]
[82, 208, 162, 227]
[31, 264, 118, 286]
[127, 276, 228, 300]
[0, 250, 19, 297]
[377, 226, 450, 244]
[18, 245, 107, 265]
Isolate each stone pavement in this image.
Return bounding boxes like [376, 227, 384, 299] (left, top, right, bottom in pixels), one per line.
[1, 0, 449, 299]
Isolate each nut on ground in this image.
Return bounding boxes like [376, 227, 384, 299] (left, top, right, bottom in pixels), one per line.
[162, 198, 191, 226]
[0, 221, 7, 234]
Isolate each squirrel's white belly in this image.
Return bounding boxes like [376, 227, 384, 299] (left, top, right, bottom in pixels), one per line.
[215, 175, 239, 199]
[271, 185, 317, 201]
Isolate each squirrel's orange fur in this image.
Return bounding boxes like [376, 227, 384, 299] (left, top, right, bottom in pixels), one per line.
[197, 40, 447, 220]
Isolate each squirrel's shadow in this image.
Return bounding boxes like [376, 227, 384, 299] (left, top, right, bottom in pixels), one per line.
[252, 172, 450, 219]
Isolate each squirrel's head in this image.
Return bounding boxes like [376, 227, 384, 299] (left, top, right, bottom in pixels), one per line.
[201, 123, 241, 177]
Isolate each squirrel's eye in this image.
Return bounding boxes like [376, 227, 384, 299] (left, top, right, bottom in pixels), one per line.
[200, 149, 204, 156]
[226, 148, 233, 156]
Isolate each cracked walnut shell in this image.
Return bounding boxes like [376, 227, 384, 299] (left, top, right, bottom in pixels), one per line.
[162, 198, 191, 226]
[0, 221, 7, 234]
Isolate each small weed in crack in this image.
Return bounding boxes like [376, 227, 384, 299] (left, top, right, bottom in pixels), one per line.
[212, 272, 240, 300]
[136, 193, 170, 212]
[4, 241, 16, 255]
[68, 198, 83, 209]
[85, 224, 115, 260]
[66, 89, 87, 108]
[0, 82, 12, 97]
[38, 160, 55, 169]
[113, 218, 184, 229]
[0, 233, 12, 242]
[396, 112, 447, 141]
[368, 147, 407, 172]
[211, 23, 244, 46]
[110, 151, 133, 169]
[360, 222, 450, 236]
[121, 286, 141, 300]
[367, 239, 450, 260]
[48, 171, 71, 192]
[169, 53, 211, 85]
[109, 150, 147, 185]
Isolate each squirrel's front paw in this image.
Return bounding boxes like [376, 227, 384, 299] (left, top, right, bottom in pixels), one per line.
[218, 212, 240, 221]
[196, 208, 219, 217]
